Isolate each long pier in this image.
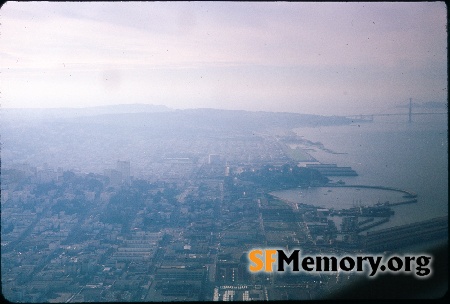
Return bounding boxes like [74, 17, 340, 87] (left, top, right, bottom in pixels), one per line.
[363, 216, 448, 251]
[357, 218, 390, 233]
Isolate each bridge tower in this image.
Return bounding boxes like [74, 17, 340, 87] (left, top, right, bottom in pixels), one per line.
[408, 98, 412, 123]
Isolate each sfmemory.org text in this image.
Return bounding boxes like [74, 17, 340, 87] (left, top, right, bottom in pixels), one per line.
[248, 249, 432, 278]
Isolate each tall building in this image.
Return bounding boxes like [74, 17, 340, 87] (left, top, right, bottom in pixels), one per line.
[116, 160, 131, 184]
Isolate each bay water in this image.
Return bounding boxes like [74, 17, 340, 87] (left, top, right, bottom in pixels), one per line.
[272, 114, 448, 231]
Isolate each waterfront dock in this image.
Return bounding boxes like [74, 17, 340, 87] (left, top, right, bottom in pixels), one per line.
[363, 216, 448, 251]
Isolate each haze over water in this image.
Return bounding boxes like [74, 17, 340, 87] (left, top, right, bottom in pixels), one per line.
[273, 114, 448, 230]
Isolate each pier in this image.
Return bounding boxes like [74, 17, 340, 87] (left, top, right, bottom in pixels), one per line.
[305, 164, 358, 176]
[357, 218, 390, 233]
[363, 216, 448, 251]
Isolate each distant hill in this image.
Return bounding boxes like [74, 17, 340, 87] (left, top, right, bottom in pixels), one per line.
[87, 104, 173, 114]
[2, 106, 351, 133]
[70, 108, 352, 136]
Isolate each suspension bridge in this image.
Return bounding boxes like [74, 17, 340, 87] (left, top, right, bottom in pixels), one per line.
[346, 98, 447, 123]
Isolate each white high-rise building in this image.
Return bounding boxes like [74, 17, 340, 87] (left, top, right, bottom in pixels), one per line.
[116, 160, 131, 183]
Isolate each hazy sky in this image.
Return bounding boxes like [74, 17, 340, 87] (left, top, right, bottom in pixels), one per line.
[1, 1, 447, 115]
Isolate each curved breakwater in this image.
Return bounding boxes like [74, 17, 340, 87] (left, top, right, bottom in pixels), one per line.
[271, 183, 417, 211]
[322, 184, 418, 206]
[325, 184, 416, 197]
